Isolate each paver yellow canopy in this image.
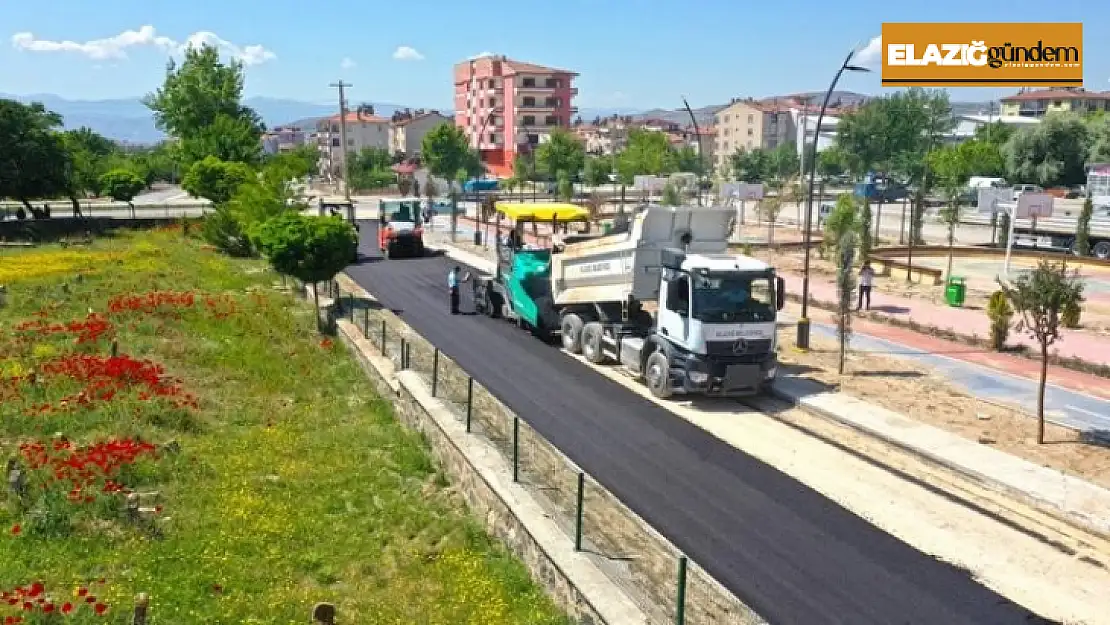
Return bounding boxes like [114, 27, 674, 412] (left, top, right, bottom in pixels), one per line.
[494, 202, 590, 223]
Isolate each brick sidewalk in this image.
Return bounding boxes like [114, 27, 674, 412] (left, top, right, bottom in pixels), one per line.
[784, 270, 1110, 369]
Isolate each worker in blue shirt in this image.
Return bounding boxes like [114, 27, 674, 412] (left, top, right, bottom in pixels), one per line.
[448, 266, 468, 314]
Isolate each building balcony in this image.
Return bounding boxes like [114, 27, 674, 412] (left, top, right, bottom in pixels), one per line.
[518, 102, 558, 111]
[516, 83, 557, 92]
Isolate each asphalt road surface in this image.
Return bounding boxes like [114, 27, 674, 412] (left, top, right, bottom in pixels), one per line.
[349, 219, 1052, 625]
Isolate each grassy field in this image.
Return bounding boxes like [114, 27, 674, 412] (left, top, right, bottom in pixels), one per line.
[0, 228, 568, 625]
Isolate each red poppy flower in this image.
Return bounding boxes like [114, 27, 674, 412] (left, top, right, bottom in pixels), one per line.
[61, 602, 73, 614]
[77, 588, 88, 597]
[85, 595, 96, 604]
[94, 603, 107, 615]
[42, 603, 54, 613]
[21, 602, 32, 611]
[9, 525, 20, 536]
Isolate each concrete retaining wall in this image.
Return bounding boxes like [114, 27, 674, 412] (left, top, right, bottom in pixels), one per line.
[322, 277, 766, 625]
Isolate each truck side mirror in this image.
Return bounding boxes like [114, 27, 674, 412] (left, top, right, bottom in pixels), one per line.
[776, 277, 786, 311]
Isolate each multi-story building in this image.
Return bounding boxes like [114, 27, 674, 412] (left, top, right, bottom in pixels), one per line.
[453, 54, 579, 177]
[389, 110, 452, 156]
[713, 95, 861, 175]
[1000, 88, 1110, 118]
[315, 111, 390, 177]
[262, 126, 308, 155]
[712, 98, 796, 173]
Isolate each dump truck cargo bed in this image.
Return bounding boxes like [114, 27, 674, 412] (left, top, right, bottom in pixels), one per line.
[550, 205, 734, 306]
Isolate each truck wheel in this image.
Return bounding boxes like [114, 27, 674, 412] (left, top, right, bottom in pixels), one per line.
[644, 351, 673, 399]
[1094, 241, 1110, 260]
[561, 314, 584, 353]
[581, 322, 606, 364]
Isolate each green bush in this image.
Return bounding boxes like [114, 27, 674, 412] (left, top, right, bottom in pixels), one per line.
[200, 206, 253, 257]
[254, 212, 358, 284]
[986, 290, 1013, 350]
[1061, 297, 1082, 329]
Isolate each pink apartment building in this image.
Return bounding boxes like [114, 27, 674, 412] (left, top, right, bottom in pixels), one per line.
[453, 54, 578, 177]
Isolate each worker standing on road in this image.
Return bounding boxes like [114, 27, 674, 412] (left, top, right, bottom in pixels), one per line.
[857, 261, 875, 311]
[448, 266, 469, 314]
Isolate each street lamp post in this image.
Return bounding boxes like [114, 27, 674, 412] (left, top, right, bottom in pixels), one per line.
[682, 97, 706, 207]
[475, 109, 496, 246]
[796, 48, 870, 350]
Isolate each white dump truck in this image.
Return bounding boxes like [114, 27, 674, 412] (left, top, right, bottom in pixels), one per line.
[474, 202, 784, 398]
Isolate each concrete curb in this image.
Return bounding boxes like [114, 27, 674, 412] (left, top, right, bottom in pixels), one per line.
[769, 382, 1110, 541]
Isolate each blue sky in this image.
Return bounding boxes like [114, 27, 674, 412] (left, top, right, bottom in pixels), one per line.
[2, 0, 1105, 109]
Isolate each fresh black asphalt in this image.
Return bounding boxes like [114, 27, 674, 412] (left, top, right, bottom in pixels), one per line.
[346, 222, 1057, 625]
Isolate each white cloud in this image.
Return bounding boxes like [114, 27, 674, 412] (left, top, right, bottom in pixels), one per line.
[10, 25, 276, 66]
[340, 57, 356, 69]
[392, 45, 424, 61]
[854, 35, 882, 68]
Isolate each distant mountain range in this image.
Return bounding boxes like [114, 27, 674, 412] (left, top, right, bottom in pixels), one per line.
[1, 91, 997, 145]
[0, 93, 445, 144]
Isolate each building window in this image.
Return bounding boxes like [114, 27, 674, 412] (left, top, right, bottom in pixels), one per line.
[545, 116, 558, 126]
[489, 98, 496, 107]
[523, 77, 536, 88]
[545, 78, 560, 88]
[523, 115, 536, 126]
[489, 133, 496, 143]
[331, 138, 340, 147]
[523, 96, 536, 107]
[346, 138, 354, 146]
[527, 134, 540, 145]
[747, 114, 753, 123]
[545, 97, 559, 107]
[331, 124, 340, 132]
[747, 128, 753, 137]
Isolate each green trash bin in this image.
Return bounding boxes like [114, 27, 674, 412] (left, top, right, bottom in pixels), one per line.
[601, 222, 612, 235]
[945, 276, 967, 307]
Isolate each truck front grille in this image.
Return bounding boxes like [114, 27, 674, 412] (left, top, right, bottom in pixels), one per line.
[704, 339, 773, 363]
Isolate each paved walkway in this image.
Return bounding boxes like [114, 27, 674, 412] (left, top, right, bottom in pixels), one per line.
[784, 269, 1110, 368]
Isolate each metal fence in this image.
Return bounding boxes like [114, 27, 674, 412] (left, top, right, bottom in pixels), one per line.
[320, 282, 765, 625]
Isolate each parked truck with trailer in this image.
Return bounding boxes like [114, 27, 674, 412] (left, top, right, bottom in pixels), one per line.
[970, 167, 1110, 258]
[472, 202, 785, 398]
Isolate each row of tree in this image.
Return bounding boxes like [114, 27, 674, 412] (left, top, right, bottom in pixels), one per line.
[0, 100, 182, 216]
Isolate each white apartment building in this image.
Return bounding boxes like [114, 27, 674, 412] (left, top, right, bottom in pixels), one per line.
[316, 112, 390, 177]
[389, 111, 452, 156]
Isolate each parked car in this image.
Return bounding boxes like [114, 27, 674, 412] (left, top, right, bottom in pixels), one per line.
[1012, 184, 1043, 200]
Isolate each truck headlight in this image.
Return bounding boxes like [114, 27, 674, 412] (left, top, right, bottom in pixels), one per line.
[688, 371, 709, 384]
[765, 366, 777, 379]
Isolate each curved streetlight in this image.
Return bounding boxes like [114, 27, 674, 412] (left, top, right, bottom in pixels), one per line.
[796, 46, 870, 349]
[682, 96, 706, 206]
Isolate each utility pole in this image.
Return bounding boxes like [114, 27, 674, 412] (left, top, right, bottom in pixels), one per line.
[329, 81, 353, 201]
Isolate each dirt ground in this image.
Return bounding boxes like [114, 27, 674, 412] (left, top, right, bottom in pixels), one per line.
[777, 323, 1110, 490]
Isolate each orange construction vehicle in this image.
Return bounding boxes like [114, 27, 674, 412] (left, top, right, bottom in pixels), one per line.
[378, 197, 425, 259]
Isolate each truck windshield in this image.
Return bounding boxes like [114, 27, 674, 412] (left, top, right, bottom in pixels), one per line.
[690, 273, 775, 323]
